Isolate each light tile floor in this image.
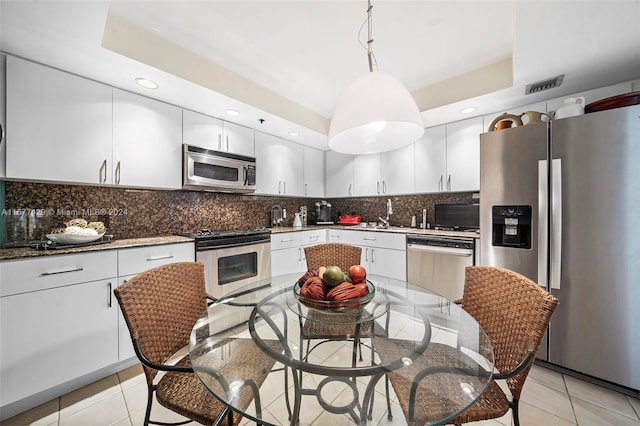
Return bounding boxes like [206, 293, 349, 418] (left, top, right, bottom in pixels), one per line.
[2, 362, 638, 426]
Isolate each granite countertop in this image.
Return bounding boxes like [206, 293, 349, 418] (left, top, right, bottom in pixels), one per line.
[269, 225, 480, 239]
[0, 236, 195, 261]
[2, 226, 479, 261]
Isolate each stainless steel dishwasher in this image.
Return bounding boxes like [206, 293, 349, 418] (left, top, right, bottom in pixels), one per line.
[407, 235, 475, 301]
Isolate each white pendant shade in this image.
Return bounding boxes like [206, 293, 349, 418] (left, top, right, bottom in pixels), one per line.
[328, 70, 424, 154]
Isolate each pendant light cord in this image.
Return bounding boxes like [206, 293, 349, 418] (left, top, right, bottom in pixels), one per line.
[358, 0, 378, 72]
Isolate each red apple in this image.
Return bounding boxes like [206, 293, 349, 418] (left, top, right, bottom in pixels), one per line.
[348, 265, 367, 283]
[354, 282, 369, 297]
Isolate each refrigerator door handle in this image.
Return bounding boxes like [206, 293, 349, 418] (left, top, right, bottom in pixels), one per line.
[550, 158, 562, 289]
[538, 160, 549, 288]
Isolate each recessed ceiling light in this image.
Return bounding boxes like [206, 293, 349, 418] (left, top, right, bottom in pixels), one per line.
[225, 109, 240, 116]
[288, 132, 299, 137]
[135, 78, 158, 89]
[460, 107, 477, 114]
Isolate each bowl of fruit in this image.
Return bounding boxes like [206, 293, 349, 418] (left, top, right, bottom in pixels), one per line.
[294, 265, 374, 312]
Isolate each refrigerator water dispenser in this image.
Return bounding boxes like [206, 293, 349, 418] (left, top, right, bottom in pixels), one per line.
[492, 205, 532, 248]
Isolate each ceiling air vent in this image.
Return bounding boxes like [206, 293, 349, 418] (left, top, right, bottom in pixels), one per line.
[525, 75, 564, 95]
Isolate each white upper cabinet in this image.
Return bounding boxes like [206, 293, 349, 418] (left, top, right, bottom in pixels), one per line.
[0, 61, 6, 178]
[445, 117, 482, 192]
[381, 143, 415, 195]
[415, 125, 447, 193]
[325, 150, 355, 197]
[353, 153, 381, 196]
[414, 117, 482, 193]
[303, 146, 325, 197]
[329, 144, 415, 197]
[182, 110, 255, 157]
[6, 56, 113, 184]
[222, 121, 255, 157]
[255, 131, 303, 196]
[182, 109, 223, 150]
[112, 89, 183, 189]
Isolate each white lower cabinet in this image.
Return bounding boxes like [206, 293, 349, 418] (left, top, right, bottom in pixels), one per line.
[0, 242, 194, 416]
[270, 230, 327, 276]
[0, 251, 119, 409]
[116, 242, 195, 361]
[339, 230, 407, 281]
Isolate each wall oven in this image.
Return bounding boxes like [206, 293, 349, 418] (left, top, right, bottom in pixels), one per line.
[186, 228, 271, 298]
[183, 144, 257, 193]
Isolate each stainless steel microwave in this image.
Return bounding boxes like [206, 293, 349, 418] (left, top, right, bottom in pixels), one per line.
[183, 144, 257, 193]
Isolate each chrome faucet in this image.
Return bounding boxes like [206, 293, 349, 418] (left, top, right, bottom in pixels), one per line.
[378, 199, 393, 228]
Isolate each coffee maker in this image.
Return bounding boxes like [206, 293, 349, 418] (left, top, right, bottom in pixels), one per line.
[315, 201, 333, 225]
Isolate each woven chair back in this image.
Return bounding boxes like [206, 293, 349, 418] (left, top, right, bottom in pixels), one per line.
[114, 262, 208, 384]
[304, 243, 362, 271]
[461, 266, 559, 399]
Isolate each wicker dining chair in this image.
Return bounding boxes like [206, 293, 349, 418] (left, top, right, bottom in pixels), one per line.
[376, 266, 559, 426]
[301, 243, 366, 358]
[301, 243, 392, 419]
[114, 262, 275, 426]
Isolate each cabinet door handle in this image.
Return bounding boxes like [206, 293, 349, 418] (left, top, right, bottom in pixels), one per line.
[218, 133, 222, 150]
[309, 235, 319, 241]
[108, 282, 112, 308]
[363, 237, 377, 241]
[226, 135, 229, 152]
[439, 175, 443, 191]
[41, 267, 84, 276]
[377, 181, 380, 194]
[100, 160, 107, 183]
[146, 255, 174, 261]
[447, 174, 452, 191]
[383, 181, 387, 194]
[283, 181, 286, 194]
[365, 247, 369, 262]
[115, 161, 121, 185]
[371, 248, 375, 263]
[278, 181, 282, 194]
[298, 247, 302, 261]
[304, 183, 308, 196]
[281, 238, 294, 242]
[331, 234, 340, 240]
[348, 184, 352, 196]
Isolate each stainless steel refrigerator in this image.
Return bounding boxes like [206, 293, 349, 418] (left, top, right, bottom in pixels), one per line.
[479, 104, 639, 391]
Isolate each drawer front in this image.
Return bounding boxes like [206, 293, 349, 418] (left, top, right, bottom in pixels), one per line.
[327, 229, 342, 242]
[300, 230, 326, 247]
[340, 230, 406, 250]
[270, 232, 301, 250]
[0, 251, 118, 297]
[117, 243, 195, 277]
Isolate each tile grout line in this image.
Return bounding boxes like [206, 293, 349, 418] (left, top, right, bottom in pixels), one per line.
[628, 395, 640, 420]
[562, 373, 581, 426]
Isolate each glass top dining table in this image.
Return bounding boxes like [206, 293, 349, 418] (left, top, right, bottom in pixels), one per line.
[189, 273, 494, 426]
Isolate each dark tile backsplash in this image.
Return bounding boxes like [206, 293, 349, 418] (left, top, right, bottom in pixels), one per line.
[1, 181, 478, 243]
[328, 192, 478, 227]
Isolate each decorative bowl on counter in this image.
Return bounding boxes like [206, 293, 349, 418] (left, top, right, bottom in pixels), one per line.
[293, 280, 375, 312]
[45, 233, 105, 245]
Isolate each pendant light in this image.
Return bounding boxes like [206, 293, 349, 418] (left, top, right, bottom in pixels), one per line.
[328, 0, 424, 154]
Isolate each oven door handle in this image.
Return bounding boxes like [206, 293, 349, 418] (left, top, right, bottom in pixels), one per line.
[197, 241, 269, 250]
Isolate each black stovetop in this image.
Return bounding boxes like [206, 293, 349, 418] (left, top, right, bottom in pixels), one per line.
[178, 228, 271, 250]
